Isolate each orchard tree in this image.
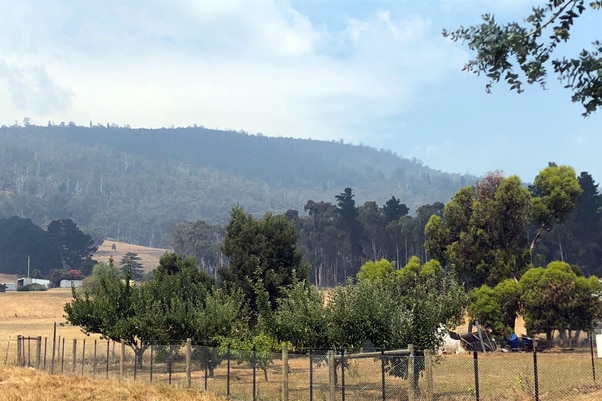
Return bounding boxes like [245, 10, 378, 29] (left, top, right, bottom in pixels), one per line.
[443, 0, 602, 116]
[467, 278, 521, 339]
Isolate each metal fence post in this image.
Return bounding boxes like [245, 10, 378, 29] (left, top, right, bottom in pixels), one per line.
[341, 349, 345, 401]
[533, 340, 539, 401]
[252, 344, 257, 401]
[473, 351, 480, 401]
[328, 350, 335, 401]
[590, 332, 596, 383]
[381, 349, 386, 401]
[309, 349, 314, 401]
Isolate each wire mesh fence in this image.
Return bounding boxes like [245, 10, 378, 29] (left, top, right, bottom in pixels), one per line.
[3, 333, 602, 401]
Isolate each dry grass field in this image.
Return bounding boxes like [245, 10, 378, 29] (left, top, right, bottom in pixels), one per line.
[0, 365, 224, 401]
[93, 240, 170, 272]
[0, 289, 93, 343]
[3, 289, 602, 400]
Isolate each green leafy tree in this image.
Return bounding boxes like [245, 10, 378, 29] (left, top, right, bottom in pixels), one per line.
[263, 281, 329, 350]
[519, 261, 602, 340]
[220, 206, 310, 325]
[65, 252, 233, 367]
[467, 285, 508, 339]
[530, 164, 582, 257]
[426, 173, 532, 289]
[64, 265, 151, 366]
[443, 0, 602, 116]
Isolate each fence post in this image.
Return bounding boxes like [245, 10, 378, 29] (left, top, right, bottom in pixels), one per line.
[226, 343, 231, 398]
[327, 350, 335, 401]
[72, 339, 77, 374]
[106, 341, 110, 379]
[340, 349, 345, 401]
[380, 349, 386, 401]
[533, 340, 539, 401]
[252, 344, 257, 401]
[149, 345, 153, 383]
[309, 349, 314, 401]
[82, 339, 86, 375]
[17, 335, 22, 366]
[93, 340, 97, 378]
[61, 338, 65, 374]
[186, 338, 192, 388]
[43, 337, 47, 370]
[282, 344, 289, 401]
[424, 349, 433, 401]
[36, 336, 41, 369]
[408, 344, 415, 401]
[120, 339, 125, 381]
[473, 351, 480, 401]
[590, 332, 596, 383]
[51, 323, 56, 374]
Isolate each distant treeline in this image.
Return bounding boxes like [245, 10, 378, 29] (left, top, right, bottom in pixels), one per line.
[0, 123, 473, 248]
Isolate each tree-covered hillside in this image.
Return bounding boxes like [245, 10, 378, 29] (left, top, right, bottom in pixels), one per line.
[0, 123, 475, 247]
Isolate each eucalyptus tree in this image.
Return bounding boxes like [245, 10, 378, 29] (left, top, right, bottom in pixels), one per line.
[425, 172, 532, 288]
[443, 0, 602, 116]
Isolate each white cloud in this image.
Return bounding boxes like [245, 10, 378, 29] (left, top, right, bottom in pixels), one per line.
[0, 1, 471, 148]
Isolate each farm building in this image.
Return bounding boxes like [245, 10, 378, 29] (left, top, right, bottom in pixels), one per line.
[17, 277, 50, 289]
[59, 279, 83, 288]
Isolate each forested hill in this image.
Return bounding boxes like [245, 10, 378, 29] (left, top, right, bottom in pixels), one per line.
[0, 123, 475, 247]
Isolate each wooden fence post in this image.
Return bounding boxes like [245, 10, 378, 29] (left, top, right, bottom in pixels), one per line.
[424, 349, 433, 401]
[36, 336, 41, 369]
[281, 345, 289, 401]
[328, 350, 335, 401]
[408, 344, 415, 401]
[120, 340, 125, 381]
[72, 339, 77, 374]
[186, 338, 192, 388]
[17, 335, 22, 366]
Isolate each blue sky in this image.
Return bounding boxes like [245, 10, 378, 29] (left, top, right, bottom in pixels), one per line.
[0, 0, 600, 183]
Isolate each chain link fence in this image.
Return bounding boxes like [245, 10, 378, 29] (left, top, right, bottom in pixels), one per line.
[3, 332, 602, 400]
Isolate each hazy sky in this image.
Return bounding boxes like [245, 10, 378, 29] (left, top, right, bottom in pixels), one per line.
[1, 0, 600, 182]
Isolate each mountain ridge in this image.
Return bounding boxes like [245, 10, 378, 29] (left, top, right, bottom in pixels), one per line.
[0, 123, 476, 247]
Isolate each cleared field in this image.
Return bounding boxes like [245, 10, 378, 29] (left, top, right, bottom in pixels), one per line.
[0, 289, 94, 342]
[93, 240, 170, 272]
